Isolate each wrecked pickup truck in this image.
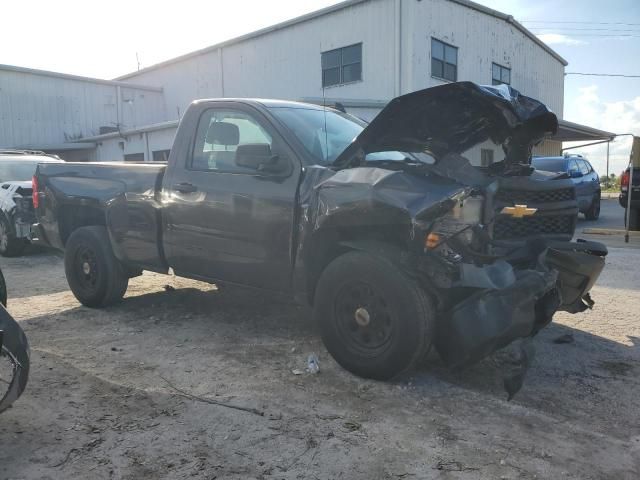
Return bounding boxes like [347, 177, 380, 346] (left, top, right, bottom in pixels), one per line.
[33, 82, 606, 387]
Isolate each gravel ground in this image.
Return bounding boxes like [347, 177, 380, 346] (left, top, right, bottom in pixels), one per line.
[0, 246, 639, 479]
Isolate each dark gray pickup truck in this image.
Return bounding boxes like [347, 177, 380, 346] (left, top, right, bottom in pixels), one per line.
[33, 82, 606, 390]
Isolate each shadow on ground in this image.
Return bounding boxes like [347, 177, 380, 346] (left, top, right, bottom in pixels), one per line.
[20, 278, 639, 431]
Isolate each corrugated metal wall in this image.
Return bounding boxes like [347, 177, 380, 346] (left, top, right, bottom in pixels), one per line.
[401, 0, 564, 115]
[122, 0, 398, 122]
[121, 0, 564, 124]
[0, 68, 166, 148]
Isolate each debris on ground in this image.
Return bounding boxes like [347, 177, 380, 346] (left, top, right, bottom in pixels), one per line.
[433, 459, 479, 472]
[343, 421, 362, 432]
[553, 333, 575, 344]
[306, 354, 320, 374]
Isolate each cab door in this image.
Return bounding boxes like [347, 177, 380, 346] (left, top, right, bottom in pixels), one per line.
[163, 102, 301, 291]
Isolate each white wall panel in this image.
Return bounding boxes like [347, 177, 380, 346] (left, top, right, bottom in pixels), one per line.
[401, 0, 564, 116]
[0, 69, 166, 148]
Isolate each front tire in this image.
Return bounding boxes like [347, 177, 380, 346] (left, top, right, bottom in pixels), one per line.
[314, 251, 435, 380]
[0, 214, 26, 257]
[64, 226, 128, 308]
[585, 192, 601, 221]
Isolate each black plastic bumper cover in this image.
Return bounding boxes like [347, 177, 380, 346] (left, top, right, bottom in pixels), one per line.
[437, 268, 559, 369]
[435, 240, 607, 370]
[0, 305, 30, 413]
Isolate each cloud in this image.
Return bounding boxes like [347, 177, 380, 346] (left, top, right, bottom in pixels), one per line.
[564, 86, 640, 175]
[536, 33, 587, 46]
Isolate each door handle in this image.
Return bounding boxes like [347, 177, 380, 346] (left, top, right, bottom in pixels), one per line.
[173, 182, 198, 193]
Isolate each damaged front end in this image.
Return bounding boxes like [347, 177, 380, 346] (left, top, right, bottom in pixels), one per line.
[0, 271, 29, 413]
[415, 189, 606, 396]
[312, 81, 607, 396]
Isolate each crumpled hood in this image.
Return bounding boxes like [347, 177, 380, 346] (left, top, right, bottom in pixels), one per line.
[334, 82, 558, 168]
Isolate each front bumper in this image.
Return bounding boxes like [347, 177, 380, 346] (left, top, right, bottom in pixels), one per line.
[433, 240, 607, 370]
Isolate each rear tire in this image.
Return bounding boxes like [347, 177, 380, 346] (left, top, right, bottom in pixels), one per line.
[64, 226, 128, 308]
[0, 214, 26, 257]
[314, 251, 435, 380]
[585, 193, 601, 221]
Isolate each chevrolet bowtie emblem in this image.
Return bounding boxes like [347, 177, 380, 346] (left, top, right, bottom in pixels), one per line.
[501, 204, 538, 218]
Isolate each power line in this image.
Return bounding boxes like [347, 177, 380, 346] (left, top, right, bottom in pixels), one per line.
[521, 20, 640, 26]
[566, 72, 640, 78]
[528, 27, 640, 32]
[536, 33, 640, 37]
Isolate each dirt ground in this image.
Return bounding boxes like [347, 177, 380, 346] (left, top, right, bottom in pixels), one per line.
[1, 245, 639, 480]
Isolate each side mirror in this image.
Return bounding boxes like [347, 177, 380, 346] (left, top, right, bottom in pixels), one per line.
[257, 155, 290, 174]
[570, 170, 583, 178]
[235, 144, 290, 175]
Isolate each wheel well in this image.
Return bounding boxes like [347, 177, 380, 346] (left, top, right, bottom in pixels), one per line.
[305, 227, 408, 306]
[59, 206, 106, 245]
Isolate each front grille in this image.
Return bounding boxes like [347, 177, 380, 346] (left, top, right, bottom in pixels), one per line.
[496, 188, 575, 204]
[494, 214, 575, 240]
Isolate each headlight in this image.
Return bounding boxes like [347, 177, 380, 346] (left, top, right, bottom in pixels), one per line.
[425, 194, 484, 251]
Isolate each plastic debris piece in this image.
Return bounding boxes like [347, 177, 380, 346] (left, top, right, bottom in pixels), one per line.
[306, 354, 320, 374]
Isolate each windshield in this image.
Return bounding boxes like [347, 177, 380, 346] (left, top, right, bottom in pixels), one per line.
[0, 161, 42, 182]
[269, 107, 363, 165]
[531, 157, 567, 173]
[268, 106, 434, 166]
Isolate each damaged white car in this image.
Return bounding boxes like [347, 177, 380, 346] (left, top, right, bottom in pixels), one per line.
[0, 151, 63, 256]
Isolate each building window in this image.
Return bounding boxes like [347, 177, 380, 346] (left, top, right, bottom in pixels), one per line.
[431, 38, 458, 82]
[492, 63, 511, 86]
[152, 149, 170, 162]
[124, 153, 145, 162]
[322, 43, 362, 88]
[481, 148, 494, 167]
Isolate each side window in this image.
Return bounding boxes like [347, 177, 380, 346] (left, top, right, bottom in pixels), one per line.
[492, 63, 511, 86]
[568, 160, 580, 175]
[321, 43, 363, 87]
[191, 109, 273, 173]
[431, 38, 458, 82]
[480, 148, 494, 167]
[124, 153, 145, 162]
[578, 160, 591, 175]
[152, 149, 171, 162]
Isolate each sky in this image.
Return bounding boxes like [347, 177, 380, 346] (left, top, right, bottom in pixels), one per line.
[1, 0, 638, 173]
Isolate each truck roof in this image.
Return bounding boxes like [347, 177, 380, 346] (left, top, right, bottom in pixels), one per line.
[191, 98, 328, 111]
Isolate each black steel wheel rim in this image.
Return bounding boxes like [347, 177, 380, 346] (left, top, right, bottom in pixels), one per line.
[334, 281, 395, 355]
[75, 245, 99, 293]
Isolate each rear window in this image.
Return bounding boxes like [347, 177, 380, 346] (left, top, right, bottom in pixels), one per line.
[532, 157, 567, 173]
[0, 161, 41, 182]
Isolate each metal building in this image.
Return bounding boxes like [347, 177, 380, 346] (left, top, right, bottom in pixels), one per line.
[0, 64, 166, 161]
[0, 0, 613, 163]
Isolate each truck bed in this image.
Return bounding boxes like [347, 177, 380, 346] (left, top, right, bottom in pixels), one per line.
[35, 162, 168, 272]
